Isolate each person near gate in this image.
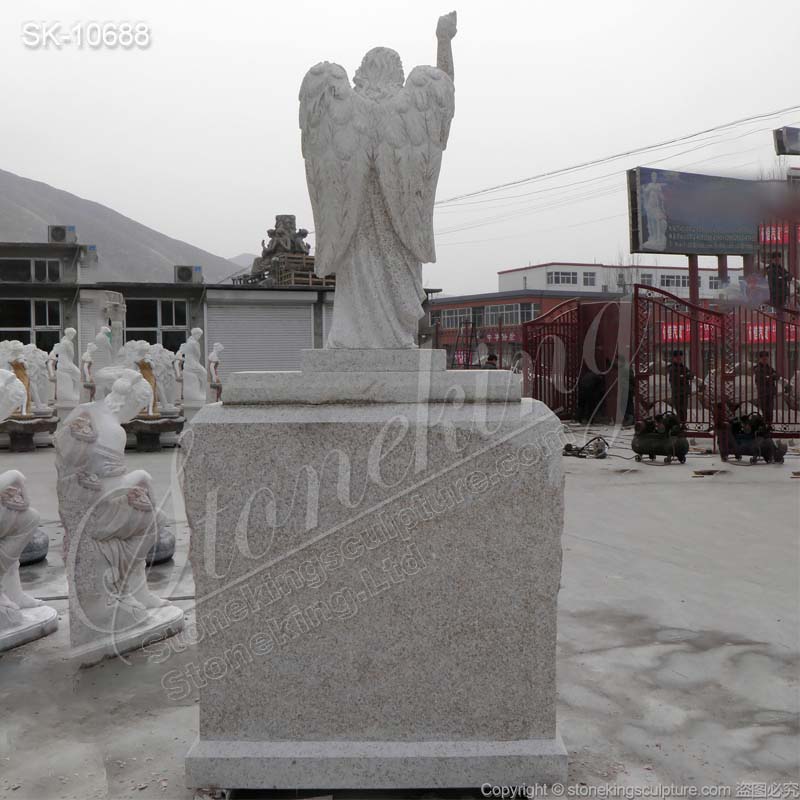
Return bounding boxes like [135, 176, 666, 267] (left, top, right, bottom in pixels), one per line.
[764, 251, 791, 310]
[754, 350, 778, 426]
[667, 350, 693, 425]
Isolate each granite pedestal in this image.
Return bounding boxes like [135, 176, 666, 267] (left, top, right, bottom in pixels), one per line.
[182, 349, 568, 791]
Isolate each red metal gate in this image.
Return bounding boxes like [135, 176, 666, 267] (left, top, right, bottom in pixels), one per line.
[722, 304, 800, 436]
[633, 285, 725, 437]
[521, 299, 581, 419]
[634, 285, 800, 438]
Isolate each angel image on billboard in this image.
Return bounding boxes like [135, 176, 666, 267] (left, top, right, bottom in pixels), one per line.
[641, 171, 667, 251]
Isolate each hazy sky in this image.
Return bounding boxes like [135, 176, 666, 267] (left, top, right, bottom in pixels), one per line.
[2, 0, 799, 294]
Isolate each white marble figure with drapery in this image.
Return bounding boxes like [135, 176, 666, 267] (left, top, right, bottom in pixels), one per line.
[299, 12, 457, 349]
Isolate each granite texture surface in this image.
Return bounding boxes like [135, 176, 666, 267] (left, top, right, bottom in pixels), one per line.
[300, 348, 447, 373]
[181, 396, 566, 788]
[224, 368, 521, 405]
[185, 735, 568, 788]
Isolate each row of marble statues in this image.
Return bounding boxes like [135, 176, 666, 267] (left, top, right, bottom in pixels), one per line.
[0, 365, 184, 657]
[81, 328, 222, 410]
[0, 330, 226, 422]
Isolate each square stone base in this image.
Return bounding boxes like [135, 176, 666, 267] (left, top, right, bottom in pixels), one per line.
[185, 734, 568, 789]
[182, 356, 567, 792]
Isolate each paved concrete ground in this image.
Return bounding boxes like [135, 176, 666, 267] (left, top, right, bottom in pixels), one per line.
[1, 427, 797, 799]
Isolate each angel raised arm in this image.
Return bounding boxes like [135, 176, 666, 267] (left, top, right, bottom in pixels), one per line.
[299, 12, 457, 349]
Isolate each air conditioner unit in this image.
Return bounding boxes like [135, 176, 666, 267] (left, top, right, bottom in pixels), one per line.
[79, 244, 98, 267]
[174, 264, 204, 284]
[48, 225, 77, 244]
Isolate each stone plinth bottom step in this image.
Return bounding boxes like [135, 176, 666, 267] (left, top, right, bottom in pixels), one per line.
[185, 735, 568, 790]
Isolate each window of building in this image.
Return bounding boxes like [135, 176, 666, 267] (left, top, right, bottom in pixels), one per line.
[660, 274, 690, 288]
[0, 298, 62, 349]
[520, 303, 533, 323]
[440, 308, 471, 329]
[0, 260, 33, 282]
[640, 273, 654, 285]
[0, 259, 61, 283]
[485, 304, 521, 325]
[33, 260, 60, 282]
[583, 272, 596, 287]
[546, 271, 578, 285]
[708, 276, 725, 290]
[125, 298, 189, 348]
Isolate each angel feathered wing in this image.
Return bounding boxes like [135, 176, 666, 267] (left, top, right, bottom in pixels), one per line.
[299, 62, 371, 278]
[299, 62, 455, 276]
[375, 65, 454, 265]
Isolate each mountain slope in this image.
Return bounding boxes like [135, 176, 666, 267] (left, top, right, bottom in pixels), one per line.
[228, 252, 259, 269]
[0, 168, 236, 283]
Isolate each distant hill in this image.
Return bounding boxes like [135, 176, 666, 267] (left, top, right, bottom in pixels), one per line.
[0, 168, 237, 283]
[228, 252, 258, 270]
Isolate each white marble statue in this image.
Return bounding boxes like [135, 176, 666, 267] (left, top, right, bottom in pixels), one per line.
[182, 328, 207, 402]
[92, 326, 115, 382]
[149, 343, 180, 415]
[299, 11, 457, 349]
[82, 343, 98, 401]
[208, 342, 224, 402]
[0, 469, 59, 651]
[96, 340, 161, 416]
[21, 343, 53, 415]
[53, 328, 81, 404]
[2, 342, 32, 416]
[55, 370, 183, 660]
[0, 369, 28, 421]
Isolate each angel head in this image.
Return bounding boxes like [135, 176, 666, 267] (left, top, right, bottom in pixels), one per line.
[354, 47, 404, 101]
[105, 369, 153, 423]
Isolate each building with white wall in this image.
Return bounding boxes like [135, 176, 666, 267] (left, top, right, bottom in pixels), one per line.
[497, 261, 743, 300]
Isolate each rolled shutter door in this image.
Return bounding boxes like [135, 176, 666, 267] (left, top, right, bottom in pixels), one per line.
[205, 303, 313, 373]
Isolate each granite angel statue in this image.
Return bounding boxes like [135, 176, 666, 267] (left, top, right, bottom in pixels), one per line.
[299, 11, 457, 348]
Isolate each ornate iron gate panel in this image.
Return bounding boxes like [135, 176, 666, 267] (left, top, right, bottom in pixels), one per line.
[633, 285, 725, 436]
[722, 304, 800, 436]
[521, 299, 580, 419]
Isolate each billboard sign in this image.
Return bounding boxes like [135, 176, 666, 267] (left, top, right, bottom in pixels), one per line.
[774, 127, 800, 156]
[628, 167, 786, 255]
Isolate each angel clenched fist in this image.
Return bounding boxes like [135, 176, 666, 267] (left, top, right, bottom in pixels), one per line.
[299, 13, 457, 349]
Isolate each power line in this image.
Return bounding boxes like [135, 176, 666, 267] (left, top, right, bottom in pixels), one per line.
[434, 103, 800, 206]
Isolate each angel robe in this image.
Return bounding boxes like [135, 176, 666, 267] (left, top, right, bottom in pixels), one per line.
[300, 59, 455, 349]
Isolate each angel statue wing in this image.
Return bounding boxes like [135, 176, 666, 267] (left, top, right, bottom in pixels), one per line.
[376, 66, 455, 265]
[299, 62, 371, 278]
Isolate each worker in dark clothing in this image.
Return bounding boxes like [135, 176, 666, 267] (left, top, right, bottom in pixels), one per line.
[667, 350, 693, 425]
[577, 366, 605, 423]
[765, 251, 790, 310]
[483, 353, 498, 369]
[754, 350, 778, 426]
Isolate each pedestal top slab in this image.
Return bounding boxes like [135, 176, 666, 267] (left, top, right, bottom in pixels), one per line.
[300, 348, 447, 373]
[224, 367, 521, 405]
